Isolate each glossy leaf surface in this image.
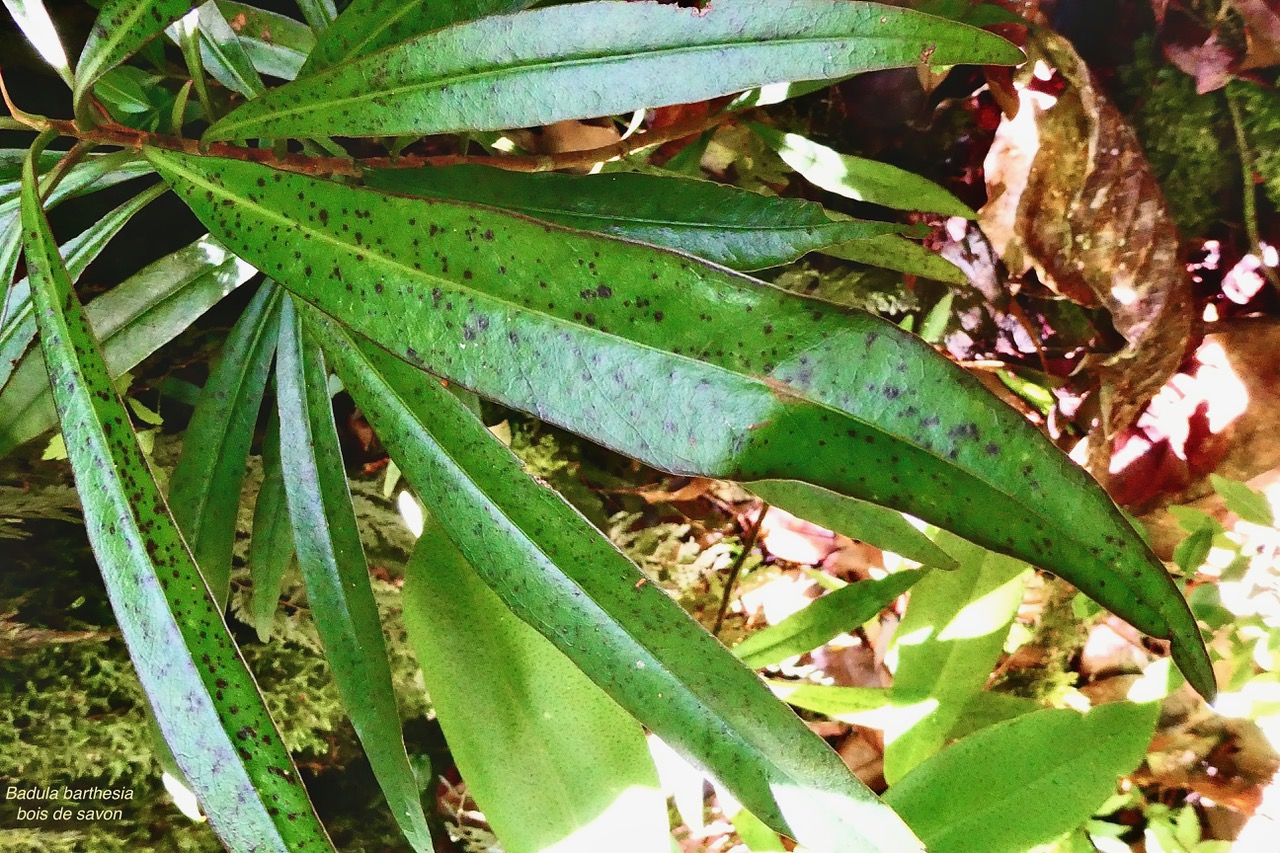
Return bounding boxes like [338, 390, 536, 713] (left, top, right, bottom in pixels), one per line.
[1, 152, 154, 326]
[169, 282, 280, 609]
[746, 480, 958, 569]
[307, 311, 923, 852]
[884, 702, 1159, 853]
[0, 234, 256, 457]
[74, 0, 193, 115]
[2, 182, 168, 394]
[249, 410, 295, 641]
[884, 532, 1029, 783]
[302, 0, 531, 74]
[735, 569, 925, 669]
[821, 234, 967, 284]
[2, 0, 73, 85]
[402, 526, 669, 853]
[363, 165, 903, 271]
[145, 149, 1214, 699]
[751, 123, 974, 218]
[192, 0, 266, 98]
[215, 0, 315, 80]
[206, 0, 1022, 140]
[18, 140, 332, 853]
[274, 299, 433, 853]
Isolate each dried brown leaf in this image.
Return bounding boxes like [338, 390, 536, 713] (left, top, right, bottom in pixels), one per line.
[980, 31, 1194, 469]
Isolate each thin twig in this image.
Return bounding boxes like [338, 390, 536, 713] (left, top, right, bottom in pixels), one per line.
[713, 502, 768, 637]
[1226, 85, 1279, 287]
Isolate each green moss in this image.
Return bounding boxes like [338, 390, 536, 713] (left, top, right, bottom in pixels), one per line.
[1117, 38, 1233, 237]
[0, 438, 433, 851]
[1227, 79, 1280, 213]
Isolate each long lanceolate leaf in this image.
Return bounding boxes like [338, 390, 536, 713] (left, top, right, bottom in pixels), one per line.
[274, 298, 433, 853]
[363, 166, 906, 272]
[144, 150, 1214, 700]
[302, 0, 532, 74]
[169, 282, 281, 609]
[0, 234, 257, 457]
[74, 0, 194, 118]
[304, 310, 923, 853]
[18, 141, 332, 853]
[205, 0, 1022, 140]
[1, 151, 155, 328]
[1, 182, 168, 394]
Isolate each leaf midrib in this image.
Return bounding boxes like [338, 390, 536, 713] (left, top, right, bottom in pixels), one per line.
[156, 152, 1115, 572]
[215, 32, 902, 134]
[344, 330, 871, 829]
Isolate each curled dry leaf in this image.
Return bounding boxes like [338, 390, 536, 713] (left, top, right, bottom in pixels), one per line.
[980, 30, 1193, 475]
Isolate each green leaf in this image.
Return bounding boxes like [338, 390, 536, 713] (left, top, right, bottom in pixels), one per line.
[745, 480, 959, 569]
[1, 152, 154, 323]
[74, 0, 194, 119]
[944, 690, 1041, 740]
[883, 702, 1160, 853]
[734, 569, 926, 669]
[188, 0, 267, 98]
[751, 123, 976, 218]
[822, 234, 968, 285]
[248, 409, 295, 642]
[144, 148, 1216, 701]
[402, 524, 669, 853]
[3, 0, 74, 85]
[1173, 525, 1214, 575]
[1210, 473, 1274, 526]
[205, 0, 1023, 140]
[771, 682, 1038, 736]
[294, 0, 334, 34]
[2, 181, 168, 394]
[18, 135, 334, 853]
[363, 165, 905, 271]
[95, 66, 154, 113]
[884, 531, 1029, 783]
[0, 234, 257, 458]
[303, 0, 532, 74]
[305, 310, 923, 852]
[274, 297, 433, 853]
[215, 1, 316, 80]
[169, 282, 281, 610]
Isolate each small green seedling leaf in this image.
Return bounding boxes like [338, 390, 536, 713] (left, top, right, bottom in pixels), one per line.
[734, 569, 926, 669]
[1210, 473, 1274, 527]
[885, 531, 1030, 783]
[746, 480, 959, 569]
